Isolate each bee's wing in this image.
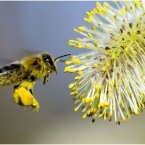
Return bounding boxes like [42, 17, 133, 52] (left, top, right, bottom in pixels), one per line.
[0, 62, 26, 86]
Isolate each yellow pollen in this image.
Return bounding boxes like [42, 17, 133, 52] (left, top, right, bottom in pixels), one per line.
[113, 0, 117, 3]
[111, 54, 116, 60]
[86, 11, 91, 16]
[93, 64, 98, 68]
[87, 110, 91, 115]
[68, 42, 75, 47]
[126, 113, 131, 119]
[101, 66, 107, 72]
[109, 113, 113, 117]
[72, 58, 81, 65]
[104, 102, 109, 107]
[123, 117, 126, 122]
[78, 26, 85, 32]
[96, 2, 101, 8]
[87, 33, 93, 38]
[134, 111, 139, 115]
[98, 103, 102, 108]
[132, 50, 137, 56]
[82, 98, 86, 103]
[93, 108, 97, 113]
[70, 68, 77, 73]
[75, 76, 80, 80]
[90, 108, 94, 113]
[134, 1, 141, 7]
[69, 40, 74, 43]
[85, 44, 91, 48]
[68, 83, 75, 89]
[103, 2, 109, 7]
[70, 55, 76, 59]
[70, 92, 75, 96]
[70, 91, 78, 96]
[85, 98, 90, 103]
[64, 66, 70, 72]
[85, 63, 89, 66]
[82, 114, 87, 119]
[125, 47, 129, 52]
[95, 85, 102, 90]
[84, 17, 92, 23]
[106, 63, 110, 67]
[76, 43, 83, 48]
[104, 115, 107, 120]
[80, 94, 85, 99]
[82, 108, 86, 113]
[93, 41, 98, 47]
[95, 93, 100, 98]
[65, 61, 72, 65]
[89, 97, 94, 102]
[73, 28, 79, 33]
[110, 81, 115, 87]
[78, 70, 83, 76]
[98, 114, 103, 118]
[119, 8, 127, 14]
[92, 26, 96, 31]
[74, 107, 79, 112]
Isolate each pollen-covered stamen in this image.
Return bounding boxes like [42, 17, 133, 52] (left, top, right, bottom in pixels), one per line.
[66, 1, 145, 124]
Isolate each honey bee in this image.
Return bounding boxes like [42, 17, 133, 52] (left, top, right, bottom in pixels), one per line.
[0, 52, 70, 111]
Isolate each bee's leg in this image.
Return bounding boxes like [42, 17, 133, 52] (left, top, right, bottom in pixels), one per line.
[29, 88, 40, 112]
[31, 97, 40, 112]
[43, 73, 50, 85]
[30, 89, 33, 95]
[13, 84, 40, 111]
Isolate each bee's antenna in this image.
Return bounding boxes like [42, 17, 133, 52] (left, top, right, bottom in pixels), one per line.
[54, 54, 71, 62]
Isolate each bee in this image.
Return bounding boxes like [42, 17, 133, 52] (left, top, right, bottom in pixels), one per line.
[0, 52, 70, 111]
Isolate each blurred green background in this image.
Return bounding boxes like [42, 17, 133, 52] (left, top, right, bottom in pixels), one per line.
[0, 1, 145, 144]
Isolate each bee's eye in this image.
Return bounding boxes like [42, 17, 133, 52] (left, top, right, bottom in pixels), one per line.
[45, 57, 53, 66]
[45, 58, 49, 62]
[42, 54, 54, 66]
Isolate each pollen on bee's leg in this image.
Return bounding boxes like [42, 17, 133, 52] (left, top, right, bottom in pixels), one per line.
[13, 88, 21, 105]
[13, 85, 39, 111]
[31, 98, 40, 112]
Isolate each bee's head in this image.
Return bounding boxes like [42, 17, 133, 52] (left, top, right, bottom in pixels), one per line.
[42, 52, 57, 74]
[42, 52, 71, 74]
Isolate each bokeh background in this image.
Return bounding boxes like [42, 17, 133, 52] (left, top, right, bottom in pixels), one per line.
[0, 1, 144, 144]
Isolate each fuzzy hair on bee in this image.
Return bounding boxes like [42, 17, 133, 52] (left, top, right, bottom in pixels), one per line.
[0, 52, 70, 111]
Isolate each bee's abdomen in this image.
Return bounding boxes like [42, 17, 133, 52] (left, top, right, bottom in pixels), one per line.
[0, 63, 26, 86]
